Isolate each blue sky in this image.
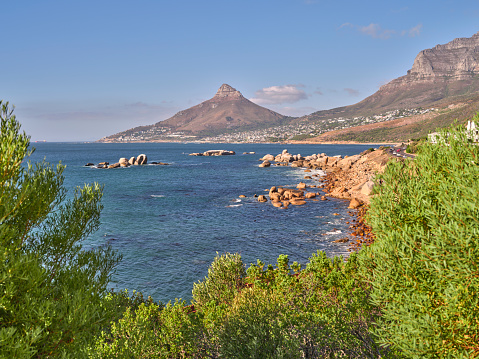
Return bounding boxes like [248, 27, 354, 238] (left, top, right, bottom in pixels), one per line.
[2, 0, 478, 141]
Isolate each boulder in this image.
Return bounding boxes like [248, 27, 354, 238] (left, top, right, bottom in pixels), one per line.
[261, 154, 275, 161]
[128, 157, 136, 165]
[269, 192, 282, 202]
[348, 198, 363, 209]
[297, 182, 307, 190]
[258, 195, 268, 202]
[290, 199, 306, 206]
[259, 161, 271, 168]
[204, 150, 235, 156]
[108, 163, 121, 169]
[85, 163, 94, 167]
[305, 192, 316, 199]
[136, 154, 147, 165]
[361, 180, 375, 196]
[291, 161, 304, 168]
[119, 158, 129, 167]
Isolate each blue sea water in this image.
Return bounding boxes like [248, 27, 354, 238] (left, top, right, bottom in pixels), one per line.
[29, 142, 376, 303]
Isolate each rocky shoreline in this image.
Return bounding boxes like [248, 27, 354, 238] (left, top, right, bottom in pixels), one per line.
[253, 147, 396, 249]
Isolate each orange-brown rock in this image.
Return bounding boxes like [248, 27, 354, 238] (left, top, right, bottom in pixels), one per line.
[290, 199, 307, 206]
[348, 198, 363, 209]
[258, 195, 267, 202]
[297, 182, 306, 190]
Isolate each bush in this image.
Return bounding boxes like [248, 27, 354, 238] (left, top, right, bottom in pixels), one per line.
[361, 121, 479, 357]
[94, 299, 201, 358]
[0, 102, 121, 358]
[197, 252, 392, 358]
[192, 252, 245, 308]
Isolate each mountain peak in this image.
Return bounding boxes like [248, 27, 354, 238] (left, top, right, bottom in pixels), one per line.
[213, 84, 244, 99]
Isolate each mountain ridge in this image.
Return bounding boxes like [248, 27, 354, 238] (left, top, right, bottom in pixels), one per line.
[100, 32, 479, 143]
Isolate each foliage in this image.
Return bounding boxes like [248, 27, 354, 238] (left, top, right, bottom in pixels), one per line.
[96, 251, 393, 358]
[199, 252, 392, 358]
[405, 136, 427, 153]
[94, 299, 201, 358]
[360, 119, 479, 357]
[192, 252, 245, 308]
[0, 101, 122, 358]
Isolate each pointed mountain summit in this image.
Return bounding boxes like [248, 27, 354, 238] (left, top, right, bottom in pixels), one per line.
[101, 84, 286, 141]
[159, 83, 284, 133]
[213, 83, 244, 99]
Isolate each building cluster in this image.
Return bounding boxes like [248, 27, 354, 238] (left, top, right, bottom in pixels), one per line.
[201, 108, 436, 143]
[101, 107, 436, 143]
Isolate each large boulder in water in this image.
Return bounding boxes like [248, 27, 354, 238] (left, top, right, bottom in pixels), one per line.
[136, 154, 147, 165]
[261, 154, 275, 161]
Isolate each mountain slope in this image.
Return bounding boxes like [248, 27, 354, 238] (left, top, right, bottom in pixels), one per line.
[294, 32, 479, 143]
[298, 31, 479, 123]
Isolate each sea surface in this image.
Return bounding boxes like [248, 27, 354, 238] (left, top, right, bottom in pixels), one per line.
[29, 142, 377, 303]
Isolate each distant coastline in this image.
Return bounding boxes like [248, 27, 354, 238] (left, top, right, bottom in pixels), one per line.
[97, 139, 399, 146]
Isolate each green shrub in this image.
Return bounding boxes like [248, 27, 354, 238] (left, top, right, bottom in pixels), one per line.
[95, 299, 201, 358]
[192, 252, 245, 308]
[361, 121, 479, 357]
[0, 101, 121, 358]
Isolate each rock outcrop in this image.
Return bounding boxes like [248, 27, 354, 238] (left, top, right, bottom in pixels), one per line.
[87, 154, 168, 169]
[189, 150, 235, 156]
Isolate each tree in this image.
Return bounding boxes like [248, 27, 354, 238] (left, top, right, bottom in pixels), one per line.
[0, 101, 121, 358]
[361, 120, 479, 357]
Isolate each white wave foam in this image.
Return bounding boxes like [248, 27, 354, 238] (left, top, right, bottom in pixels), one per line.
[151, 195, 165, 198]
[325, 230, 342, 235]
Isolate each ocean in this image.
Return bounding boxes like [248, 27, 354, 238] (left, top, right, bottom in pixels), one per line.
[29, 142, 376, 303]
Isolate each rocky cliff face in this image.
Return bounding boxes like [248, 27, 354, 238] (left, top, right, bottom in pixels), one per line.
[301, 32, 479, 121]
[409, 32, 479, 79]
[368, 32, 479, 108]
[213, 84, 244, 100]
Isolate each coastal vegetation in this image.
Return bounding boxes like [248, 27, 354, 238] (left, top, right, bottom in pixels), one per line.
[2, 102, 478, 357]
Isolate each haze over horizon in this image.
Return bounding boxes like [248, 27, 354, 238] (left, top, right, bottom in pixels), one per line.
[2, 0, 478, 141]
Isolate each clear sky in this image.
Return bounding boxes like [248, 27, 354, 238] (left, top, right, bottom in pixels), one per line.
[2, 0, 478, 141]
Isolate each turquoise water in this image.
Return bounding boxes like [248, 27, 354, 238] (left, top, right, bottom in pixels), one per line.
[29, 142, 375, 303]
